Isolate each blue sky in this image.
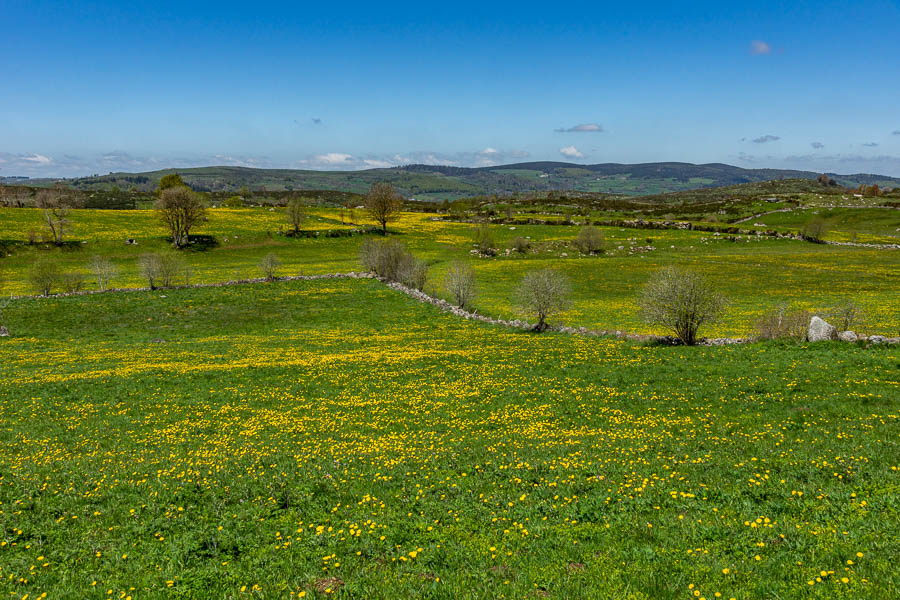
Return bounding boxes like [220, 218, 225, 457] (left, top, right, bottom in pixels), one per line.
[2, 0, 900, 177]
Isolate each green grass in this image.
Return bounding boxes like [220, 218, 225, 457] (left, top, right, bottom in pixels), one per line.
[1, 279, 898, 599]
[3, 209, 899, 337]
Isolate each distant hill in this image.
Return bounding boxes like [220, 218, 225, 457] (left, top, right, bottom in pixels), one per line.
[42, 162, 900, 200]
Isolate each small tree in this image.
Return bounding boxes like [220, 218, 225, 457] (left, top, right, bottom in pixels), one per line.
[515, 268, 571, 332]
[139, 253, 184, 289]
[639, 267, 726, 345]
[572, 226, 604, 255]
[60, 271, 86, 293]
[156, 173, 187, 196]
[365, 182, 403, 235]
[89, 256, 118, 291]
[35, 189, 76, 244]
[828, 301, 865, 332]
[155, 187, 207, 247]
[358, 238, 427, 290]
[443, 261, 477, 309]
[286, 197, 307, 234]
[260, 253, 281, 281]
[28, 256, 60, 296]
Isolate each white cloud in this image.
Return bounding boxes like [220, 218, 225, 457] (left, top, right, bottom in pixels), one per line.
[480, 147, 498, 154]
[21, 153, 52, 164]
[751, 135, 780, 144]
[312, 152, 353, 164]
[556, 123, 604, 133]
[750, 40, 771, 55]
[559, 145, 583, 159]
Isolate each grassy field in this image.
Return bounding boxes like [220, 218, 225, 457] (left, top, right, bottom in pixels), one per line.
[2, 207, 899, 337]
[1, 278, 898, 599]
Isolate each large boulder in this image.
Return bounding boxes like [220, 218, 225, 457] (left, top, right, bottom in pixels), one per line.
[838, 330, 858, 343]
[0, 325, 8, 337]
[807, 316, 836, 342]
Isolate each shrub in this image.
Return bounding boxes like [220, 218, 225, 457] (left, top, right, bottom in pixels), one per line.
[60, 271, 86, 294]
[28, 256, 60, 296]
[514, 268, 571, 332]
[443, 261, 477, 309]
[756, 305, 811, 340]
[510, 237, 531, 254]
[260, 253, 281, 281]
[572, 226, 605, 255]
[801, 217, 828, 242]
[472, 225, 496, 256]
[89, 256, 118, 291]
[286, 197, 308, 234]
[828, 301, 865, 332]
[359, 239, 427, 290]
[223, 195, 245, 208]
[639, 267, 726, 345]
[139, 252, 184, 289]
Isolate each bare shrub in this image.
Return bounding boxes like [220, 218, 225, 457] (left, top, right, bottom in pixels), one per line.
[365, 183, 403, 235]
[139, 252, 184, 289]
[510, 236, 531, 254]
[397, 254, 428, 291]
[472, 225, 496, 256]
[828, 301, 865, 332]
[756, 305, 811, 341]
[572, 226, 605, 255]
[28, 256, 60, 296]
[638, 267, 726, 345]
[260, 253, 282, 281]
[443, 261, 477, 309]
[60, 271, 86, 293]
[514, 268, 571, 332]
[154, 187, 207, 247]
[89, 256, 118, 291]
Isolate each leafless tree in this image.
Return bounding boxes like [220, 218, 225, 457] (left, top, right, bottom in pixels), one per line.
[756, 305, 811, 341]
[515, 268, 571, 332]
[35, 189, 77, 244]
[639, 267, 726, 345]
[260, 253, 281, 281]
[365, 182, 403, 234]
[154, 187, 206, 247]
[89, 256, 118, 291]
[443, 261, 477, 309]
[359, 238, 427, 290]
[828, 301, 865, 332]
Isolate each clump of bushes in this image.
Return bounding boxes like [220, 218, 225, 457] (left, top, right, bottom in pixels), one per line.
[28, 256, 61, 296]
[139, 252, 186, 289]
[639, 267, 726, 345]
[60, 271, 86, 294]
[223, 195, 245, 208]
[756, 305, 811, 341]
[472, 224, 496, 256]
[510, 236, 531, 254]
[359, 239, 428, 291]
[571, 226, 605, 255]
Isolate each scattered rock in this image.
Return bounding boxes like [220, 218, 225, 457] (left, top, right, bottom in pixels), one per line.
[807, 316, 836, 342]
[838, 331, 858, 343]
[868, 335, 885, 345]
[0, 325, 9, 337]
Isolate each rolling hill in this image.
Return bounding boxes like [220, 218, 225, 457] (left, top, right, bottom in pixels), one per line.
[18, 162, 900, 200]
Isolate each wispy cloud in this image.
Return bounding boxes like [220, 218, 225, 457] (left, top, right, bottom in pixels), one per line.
[751, 135, 780, 144]
[559, 146, 584, 159]
[312, 118, 323, 125]
[750, 40, 771, 55]
[862, 142, 879, 147]
[810, 142, 825, 149]
[555, 123, 604, 133]
[892, 130, 900, 135]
